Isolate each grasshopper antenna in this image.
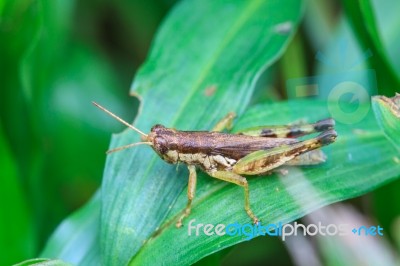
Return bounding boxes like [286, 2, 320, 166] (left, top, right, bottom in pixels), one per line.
[106, 142, 152, 154]
[92, 101, 148, 138]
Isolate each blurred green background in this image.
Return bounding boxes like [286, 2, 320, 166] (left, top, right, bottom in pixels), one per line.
[0, 0, 174, 264]
[1, 0, 399, 265]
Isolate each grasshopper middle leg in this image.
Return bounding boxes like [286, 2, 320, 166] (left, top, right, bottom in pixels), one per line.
[212, 112, 236, 132]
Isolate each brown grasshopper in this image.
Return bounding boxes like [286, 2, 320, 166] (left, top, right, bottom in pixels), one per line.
[93, 102, 337, 228]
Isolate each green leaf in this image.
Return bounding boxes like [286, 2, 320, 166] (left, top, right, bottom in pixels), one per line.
[13, 258, 72, 266]
[0, 119, 34, 265]
[342, 0, 400, 95]
[370, 0, 400, 75]
[40, 192, 101, 265]
[130, 99, 400, 265]
[372, 94, 400, 150]
[101, 0, 303, 265]
[1, 0, 136, 250]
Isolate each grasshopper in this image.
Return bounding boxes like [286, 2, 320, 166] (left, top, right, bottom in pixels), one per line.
[93, 102, 337, 228]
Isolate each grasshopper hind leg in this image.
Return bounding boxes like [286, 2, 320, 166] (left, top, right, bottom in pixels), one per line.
[237, 118, 335, 138]
[284, 149, 327, 166]
[233, 129, 337, 175]
[206, 170, 259, 225]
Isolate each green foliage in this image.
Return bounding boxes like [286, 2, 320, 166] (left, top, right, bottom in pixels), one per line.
[342, 0, 400, 95]
[13, 258, 72, 266]
[0, 119, 34, 264]
[2, 0, 400, 265]
[104, 1, 303, 265]
[372, 94, 400, 150]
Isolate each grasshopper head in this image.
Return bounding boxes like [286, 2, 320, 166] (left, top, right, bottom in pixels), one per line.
[148, 124, 178, 160]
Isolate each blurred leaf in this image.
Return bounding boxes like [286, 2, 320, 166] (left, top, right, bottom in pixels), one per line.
[0, 1, 46, 248]
[340, 0, 400, 251]
[219, 236, 288, 266]
[394, 217, 400, 251]
[0, 0, 135, 249]
[370, 93, 400, 246]
[113, 0, 170, 61]
[280, 33, 307, 81]
[40, 192, 101, 266]
[131, 99, 400, 265]
[298, 204, 399, 266]
[342, 0, 400, 95]
[370, 0, 400, 75]
[13, 258, 72, 266]
[313, 18, 378, 97]
[302, 0, 338, 49]
[372, 94, 400, 150]
[101, 0, 304, 265]
[0, 119, 34, 265]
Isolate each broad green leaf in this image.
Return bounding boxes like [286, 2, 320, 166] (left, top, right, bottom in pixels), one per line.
[372, 94, 400, 150]
[130, 100, 400, 265]
[101, 0, 303, 265]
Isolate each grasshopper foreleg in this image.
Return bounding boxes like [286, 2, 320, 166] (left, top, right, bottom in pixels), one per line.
[176, 165, 197, 228]
[176, 113, 238, 227]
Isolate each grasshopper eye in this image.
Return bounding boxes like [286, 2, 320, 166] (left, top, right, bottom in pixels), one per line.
[154, 137, 168, 155]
